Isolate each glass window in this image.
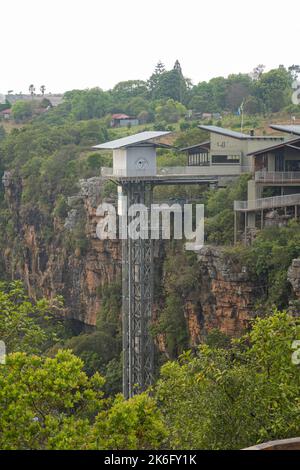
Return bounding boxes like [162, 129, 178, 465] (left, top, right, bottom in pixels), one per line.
[212, 155, 240, 164]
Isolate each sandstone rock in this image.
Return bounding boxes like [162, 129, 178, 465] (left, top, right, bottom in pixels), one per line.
[1, 172, 259, 341]
[186, 246, 256, 342]
[288, 259, 300, 299]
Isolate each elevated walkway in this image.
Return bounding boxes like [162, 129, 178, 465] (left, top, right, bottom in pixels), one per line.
[255, 171, 300, 185]
[101, 165, 251, 186]
[234, 193, 300, 212]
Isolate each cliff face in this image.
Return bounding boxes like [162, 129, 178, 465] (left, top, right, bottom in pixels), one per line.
[182, 247, 256, 345]
[287, 258, 300, 319]
[3, 172, 300, 344]
[2, 172, 121, 327]
[288, 259, 300, 300]
[183, 250, 300, 346]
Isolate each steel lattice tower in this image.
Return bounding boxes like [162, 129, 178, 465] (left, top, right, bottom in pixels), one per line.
[94, 131, 211, 399]
[121, 181, 154, 398]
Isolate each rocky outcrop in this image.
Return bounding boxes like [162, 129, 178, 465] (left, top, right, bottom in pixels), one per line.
[184, 250, 300, 345]
[288, 259, 300, 300]
[2, 173, 121, 327]
[183, 246, 257, 343]
[3, 169, 300, 343]
[0, 171, 259, 339]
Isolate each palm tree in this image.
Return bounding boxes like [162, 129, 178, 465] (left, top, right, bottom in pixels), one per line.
[40, 85, 46, 96]
[29, 84, 35, 98]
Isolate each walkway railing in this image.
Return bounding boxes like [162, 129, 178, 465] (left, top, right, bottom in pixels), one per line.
[101, 165, 252, 179]
[255, 171, 300, 183]
[157, 165, 249, 176]
[234, 193, 300, 211]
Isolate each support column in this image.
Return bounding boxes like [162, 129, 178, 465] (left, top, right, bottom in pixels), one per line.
[121, 181, 154, 399]
[247, 180, 262, 229]
[234, 211, 237, 245]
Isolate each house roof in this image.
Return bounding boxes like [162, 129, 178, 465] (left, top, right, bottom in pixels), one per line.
[93, 131, 172, 150]
[198, 125, 283, 141]
[180, 141, 210, 152]
[111, 113, 131, 120]
[247, 137, 300, 157]
[198, 125, 248, 139]
[0, 108, 12, 114]
[269, 124, 300, 136]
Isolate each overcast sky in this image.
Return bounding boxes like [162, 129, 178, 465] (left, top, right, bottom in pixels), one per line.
[1, 0, 299, 94]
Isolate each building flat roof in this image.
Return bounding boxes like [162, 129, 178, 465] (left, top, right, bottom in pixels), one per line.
[198, 125, 283, 141]
[269, 124, 300, 136]
[93, 131, 171, 150]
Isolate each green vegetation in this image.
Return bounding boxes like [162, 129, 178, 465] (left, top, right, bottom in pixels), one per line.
[0, 62, 300, 449]
[225, 222, 300, 309]
[156, 311, 300, 449]
[204, 174, 251, 245]
[50, 281, 123, 394]
[0, 281, 165, 450]
[12, 101, 36, 122]
[0, 64, 297, 260]
[3, 63, 298, 130]
[0, 350, 166, 450]
[0, 281, 64, 354]
[0, 289, 298, 449]
[153, 247, 199, 358]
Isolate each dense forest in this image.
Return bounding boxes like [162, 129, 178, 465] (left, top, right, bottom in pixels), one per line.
[0, 62, 300, 450]
[1, 61, 300, 125]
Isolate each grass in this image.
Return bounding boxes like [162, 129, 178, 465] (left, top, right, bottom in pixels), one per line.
[0, 120, 23, 133]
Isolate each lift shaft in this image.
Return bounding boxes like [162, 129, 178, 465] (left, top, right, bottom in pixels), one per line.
[121, 181, 154, 398]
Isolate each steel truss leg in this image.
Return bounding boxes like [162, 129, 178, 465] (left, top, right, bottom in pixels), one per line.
[122, 181, 154, 398]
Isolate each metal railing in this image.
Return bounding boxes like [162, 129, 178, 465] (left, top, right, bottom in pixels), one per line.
[234, 193, 300, 211]
[255, 171, 300, 183]
[101, 167, 162, 180]
[157, 165, 250, 176]
[101, 165, 252, 179]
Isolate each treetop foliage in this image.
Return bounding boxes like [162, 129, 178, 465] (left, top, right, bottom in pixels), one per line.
[156, 310, 300, 450]
[10, 62, 296, 127]
[1, 280, 299, 450]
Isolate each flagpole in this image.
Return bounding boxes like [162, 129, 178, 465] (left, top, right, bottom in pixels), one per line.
[240, 100, 244, 133]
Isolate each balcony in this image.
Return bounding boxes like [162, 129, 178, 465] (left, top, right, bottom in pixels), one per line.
[234, 193, 300, 212]
[255, 171, 300, 184]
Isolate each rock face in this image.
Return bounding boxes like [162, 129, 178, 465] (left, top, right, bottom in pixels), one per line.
[183, 247, 257, 344]
[288, 259, 300, 300]
[0, 171, 258, 339]
[4, 171, 300, 344]
[2, 173, 121, 327]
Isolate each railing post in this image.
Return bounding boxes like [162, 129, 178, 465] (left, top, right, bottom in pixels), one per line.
[234, 211, 237, 245]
